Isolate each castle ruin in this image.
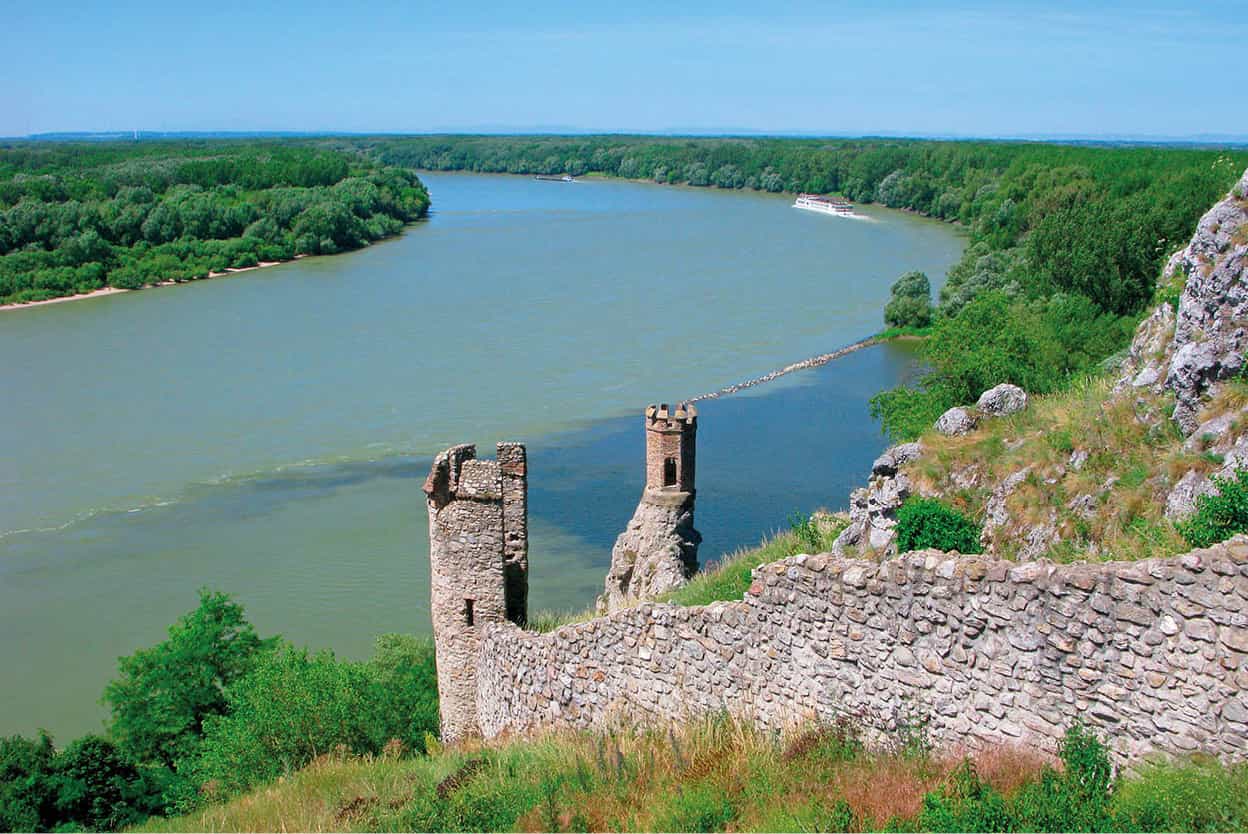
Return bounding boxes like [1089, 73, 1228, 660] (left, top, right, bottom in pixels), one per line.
[423, 441, 528, 741]
[599, 403, 702, 613]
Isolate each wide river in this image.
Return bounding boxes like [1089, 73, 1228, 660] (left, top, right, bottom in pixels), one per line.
[0, 172, 963, 739]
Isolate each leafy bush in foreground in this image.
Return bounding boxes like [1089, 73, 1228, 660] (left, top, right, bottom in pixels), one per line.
[0, 733, 159, 832]
[1180, 469, 1248, 547]
[895, 497, 982, 554]
[103, 589, 277, 772]
[922, 724, 1112, 832]
[172, 634, 439, 808]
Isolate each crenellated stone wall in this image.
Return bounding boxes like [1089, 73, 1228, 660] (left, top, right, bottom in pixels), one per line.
[478, 538, 1248, 764]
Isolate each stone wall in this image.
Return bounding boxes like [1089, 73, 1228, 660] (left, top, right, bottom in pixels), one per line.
[478, 538, 1248, 763]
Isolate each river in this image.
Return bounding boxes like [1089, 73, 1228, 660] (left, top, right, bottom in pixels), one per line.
[0, 172, 963, 739]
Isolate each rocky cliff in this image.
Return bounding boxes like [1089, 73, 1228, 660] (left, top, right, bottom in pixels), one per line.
[833, 169, 1248, 564]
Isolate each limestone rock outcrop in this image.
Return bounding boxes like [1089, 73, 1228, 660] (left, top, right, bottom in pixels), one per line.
[833, 443, 925, 557]
[1118, 168, 1248, 433]
[935, 406, 978, 436]
[976, 383, 1028, 416]
[599, 491, 701, 613]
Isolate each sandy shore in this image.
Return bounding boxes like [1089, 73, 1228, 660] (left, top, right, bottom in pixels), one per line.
[0, 260, 290, 313]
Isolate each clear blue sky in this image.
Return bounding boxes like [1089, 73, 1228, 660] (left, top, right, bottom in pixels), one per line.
[5, 0, 1245, 139]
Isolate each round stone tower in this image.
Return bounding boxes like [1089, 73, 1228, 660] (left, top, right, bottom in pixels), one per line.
[423, 442, 528, 742]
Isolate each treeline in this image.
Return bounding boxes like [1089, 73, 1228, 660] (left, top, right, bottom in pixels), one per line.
[0, 142, 430, 305]
[365, 135, 1248, 437]
[0, 591, 439, 831]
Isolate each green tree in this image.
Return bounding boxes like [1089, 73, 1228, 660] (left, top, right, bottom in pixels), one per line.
[883, 271, 933, 329]
[102, 590, 276, 771]
[0, 733, 57, 832]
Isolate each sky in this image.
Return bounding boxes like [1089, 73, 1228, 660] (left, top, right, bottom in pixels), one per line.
[4, 0, 1246, 140]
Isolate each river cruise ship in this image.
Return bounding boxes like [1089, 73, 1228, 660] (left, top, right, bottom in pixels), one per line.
[793, 193, 855, 216]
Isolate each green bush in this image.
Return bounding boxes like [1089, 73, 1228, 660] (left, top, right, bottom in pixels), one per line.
[1112, 758, 1248, 831]
[0, 733, 157, 832]
[654, 782, 737, 832]
[895, 497, 982, 554]
[921, 723, 1114, 833]
[177, 634, 439, 806]
[103, 590, 276, 772]
[884, 271, 933, 329]
[366, 633, 440, 755]
[50, 735, 160, 832]
[1179, 469, 1248, 547]
[0, 733, 57, 832]
[920, 759, 1012, 832]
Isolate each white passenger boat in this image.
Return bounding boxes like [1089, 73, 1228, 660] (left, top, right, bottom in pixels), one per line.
[793, 193, 856, 216]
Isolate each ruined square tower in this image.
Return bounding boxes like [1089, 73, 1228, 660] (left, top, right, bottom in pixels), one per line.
[423, 442, 528, 741]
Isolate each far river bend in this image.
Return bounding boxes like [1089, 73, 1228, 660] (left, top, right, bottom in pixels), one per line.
[0, 172, 964, 739]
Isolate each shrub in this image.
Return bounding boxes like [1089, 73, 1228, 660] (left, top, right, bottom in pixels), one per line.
[103, 589, 276, 771]
[0, 734, 157, 832]
[177, 635, 440, 805]
[654, 782, 736, 832]
[919, 759, 1012, 832]
[0, 733, 57, 832]
[1179, 468, 1248, 547]
[51, 735, 160, 831]
[1112, 757, 1248, 831]
[895, 497, 982, 554]
[185, 646, 389, 798]
[366, 634, 440, 755]
[1011, 723, 1113, 831]
[884, 271, 933, 329]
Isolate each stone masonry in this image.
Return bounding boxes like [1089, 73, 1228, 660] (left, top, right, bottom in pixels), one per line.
[599, 404, 702, 613]
[478, 538, 1248, 765]
[424, 442, 528, 742]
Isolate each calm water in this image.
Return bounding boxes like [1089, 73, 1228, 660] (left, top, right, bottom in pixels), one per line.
[0, 173, 962, 738]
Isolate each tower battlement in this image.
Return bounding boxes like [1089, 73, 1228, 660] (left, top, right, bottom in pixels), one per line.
[644, 402, 697, 494]
[645, 402, 697, 428]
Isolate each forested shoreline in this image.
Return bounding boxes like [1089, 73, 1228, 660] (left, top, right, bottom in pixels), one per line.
[362, 135, 1248, 436]
[0, 142, 430, 306]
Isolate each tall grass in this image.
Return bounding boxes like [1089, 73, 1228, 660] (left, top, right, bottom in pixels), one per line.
[137, 715, 1248, 833]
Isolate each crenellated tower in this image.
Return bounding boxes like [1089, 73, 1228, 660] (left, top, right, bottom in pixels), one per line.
[599, 403, 702, 613]
[644, 402, 697, 494]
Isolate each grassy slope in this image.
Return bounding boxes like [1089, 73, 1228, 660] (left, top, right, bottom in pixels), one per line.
[137, 717, 1248, 833]
[895, 369, 1248, 563]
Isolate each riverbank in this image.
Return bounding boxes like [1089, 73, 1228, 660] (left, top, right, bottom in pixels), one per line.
[0, 259, 294, 313]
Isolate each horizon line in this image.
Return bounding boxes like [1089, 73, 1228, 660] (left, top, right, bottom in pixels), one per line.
[6, 128, 1248, 147]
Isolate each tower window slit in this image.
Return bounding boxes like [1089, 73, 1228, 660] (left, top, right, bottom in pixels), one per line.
[464, 598, 475, 626]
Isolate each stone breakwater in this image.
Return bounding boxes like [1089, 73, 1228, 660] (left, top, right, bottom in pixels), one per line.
[687, 337, 880, 402]
[477, 538, 1248, 764]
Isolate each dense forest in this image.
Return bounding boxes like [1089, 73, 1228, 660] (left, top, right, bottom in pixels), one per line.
[364, 135, 1248, 437]
[0, 141, 430, 305]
